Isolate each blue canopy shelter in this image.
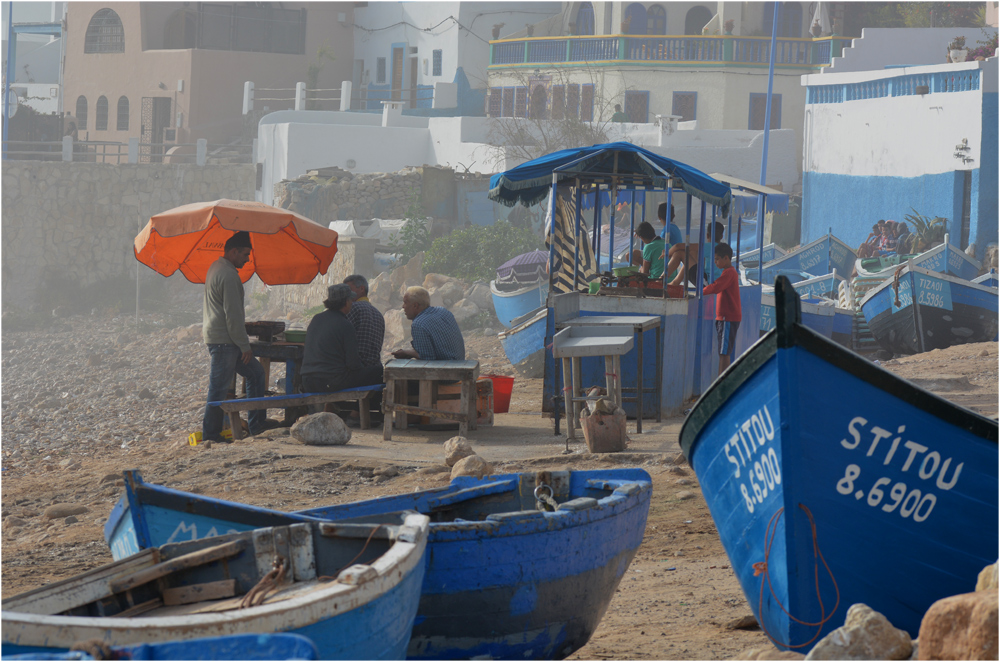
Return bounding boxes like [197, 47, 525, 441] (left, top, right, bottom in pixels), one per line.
[488, 142, 746, 432]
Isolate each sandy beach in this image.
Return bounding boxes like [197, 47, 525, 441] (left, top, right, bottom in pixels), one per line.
[1, 312, 996, 660]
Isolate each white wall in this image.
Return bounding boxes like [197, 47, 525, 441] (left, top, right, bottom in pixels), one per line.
[802, 62, 986, 177]
[828, 27, 999, 73]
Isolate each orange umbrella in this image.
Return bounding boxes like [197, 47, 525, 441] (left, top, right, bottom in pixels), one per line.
[134, 199, 338, 285]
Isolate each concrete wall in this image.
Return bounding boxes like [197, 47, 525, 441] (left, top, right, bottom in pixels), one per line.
[801, 59, 997, 258]
[828, 28, 999, 73]
[1, 161, 254, 308]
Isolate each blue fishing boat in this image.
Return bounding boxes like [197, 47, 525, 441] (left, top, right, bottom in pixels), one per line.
[790, 271, 845, 300]
[831, 304, 854, 349]
[497, 307, 547, 378]
[860, 263, 999, 355]
[737, 243, 787, 270]
[745, 234, 856, 285]
[104, 468, 652, 660]
[680, 276, 998, 652]
[4, 515, 429, 660]
[759, 290, 835, 340]
[2, 633, 319, 660]
[972, 269, 998, 289]
[854, 238, 981, 281]
[491, 250, 549, 329]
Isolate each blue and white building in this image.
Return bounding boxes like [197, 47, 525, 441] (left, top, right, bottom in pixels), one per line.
[801, 30, 998, 261]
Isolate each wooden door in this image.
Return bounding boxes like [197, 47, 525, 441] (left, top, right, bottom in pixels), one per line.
[409, 56, 418, 108]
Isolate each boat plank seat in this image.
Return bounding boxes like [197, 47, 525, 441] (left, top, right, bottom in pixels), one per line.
[210, 384, 384, 439]
[162, 579, 238, 606]
[110, 539, 248, 593]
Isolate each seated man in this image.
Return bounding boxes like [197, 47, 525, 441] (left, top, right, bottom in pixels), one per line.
[664, 221, 726, 287]
[301, 284, 384, 397]
[391, 286, 465, 361]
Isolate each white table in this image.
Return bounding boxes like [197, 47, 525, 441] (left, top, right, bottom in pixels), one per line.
[552, 326, 634, 441]
[555, 315, 662, 433]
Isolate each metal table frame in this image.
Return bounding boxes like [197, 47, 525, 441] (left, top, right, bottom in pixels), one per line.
[554, 315, 662, 433]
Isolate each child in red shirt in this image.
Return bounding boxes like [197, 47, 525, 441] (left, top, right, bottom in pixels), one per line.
[702, 243, 741, 376]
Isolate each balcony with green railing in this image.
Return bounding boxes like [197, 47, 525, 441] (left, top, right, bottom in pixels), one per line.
[489, 34, 845, 69]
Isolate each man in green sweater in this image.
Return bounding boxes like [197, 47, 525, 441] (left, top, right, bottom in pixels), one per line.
[202, 231, 267, 442]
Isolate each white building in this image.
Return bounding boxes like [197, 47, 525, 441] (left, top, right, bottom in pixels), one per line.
[801, 54, 998, 260]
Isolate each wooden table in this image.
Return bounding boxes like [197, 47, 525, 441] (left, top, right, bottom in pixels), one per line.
[551, 327, 634, 441]
[555, 315, 662, 433]
[382, 359, 480, 441]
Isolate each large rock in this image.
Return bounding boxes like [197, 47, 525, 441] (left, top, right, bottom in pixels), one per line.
[384, 309, 412, 347]
[918, 591, 998, 661]
[429, 280, 465, 309]
[369, 272, 392, 310]
[43, 504, 89, 519]
[422, 273, 456, 291]
[290, 412, 352, 446]
[451, 454, 492, 479]
[392, 252, 424, 298]
[465, 282, 494, 313]
[806, 604, 912, 660]
[444, 436, 474, 467]
[977, 561, 998, 592]
[734, 647, 805, 660]
[449, 299, 480, 324]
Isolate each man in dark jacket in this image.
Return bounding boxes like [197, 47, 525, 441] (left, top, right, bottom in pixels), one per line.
[301, 284, 383, 394]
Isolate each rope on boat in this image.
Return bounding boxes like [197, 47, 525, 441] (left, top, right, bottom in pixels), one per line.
[70, 639, 118, 660]
[752, 503, 841, 649]
[239, 556, 288, 609]
[892, 266, 904, 308]
[318, 524, 384, 582]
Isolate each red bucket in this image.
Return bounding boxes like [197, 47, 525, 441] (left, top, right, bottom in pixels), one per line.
[484, 374, 514, 414]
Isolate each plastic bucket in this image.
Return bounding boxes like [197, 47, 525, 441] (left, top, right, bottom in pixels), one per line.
[484, 374, 514, 414]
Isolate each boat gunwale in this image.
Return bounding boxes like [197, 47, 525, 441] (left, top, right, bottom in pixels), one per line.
[681, 284, 998, 462]
[3, 514, 430, 648]
[489, 279, 546, 298]
[858, 262, 1000, 310]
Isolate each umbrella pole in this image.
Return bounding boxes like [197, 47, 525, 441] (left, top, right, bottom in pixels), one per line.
[136, 209, 141, 328]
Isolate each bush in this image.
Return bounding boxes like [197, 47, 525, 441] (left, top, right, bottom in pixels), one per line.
[423, 222, 543, 283]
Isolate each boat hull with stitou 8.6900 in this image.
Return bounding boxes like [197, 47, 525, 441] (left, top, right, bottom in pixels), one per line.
[680, 276, 998, 653]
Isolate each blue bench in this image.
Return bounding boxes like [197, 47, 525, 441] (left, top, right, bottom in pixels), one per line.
[210, 384, 384, 439]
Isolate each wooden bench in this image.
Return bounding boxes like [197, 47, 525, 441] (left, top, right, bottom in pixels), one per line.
[209, 384, 384, 439]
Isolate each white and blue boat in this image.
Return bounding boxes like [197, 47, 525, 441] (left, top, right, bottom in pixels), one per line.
[103, 468, 652, 660]
[790, 271, 846, 301]
[855, 238, 981, 281]
[680, 276, 998, 652]
[746, 234, 856, 286]
[491, 250, 549, 329]
[760, 289, 835, 340]
[497, 307, 547, 378]
[859, 263, 999, 355]
[4, 515, 429, 660]
[737, 243, 787, 270]
[1, 633, 319, 661]
[972, 269, 998, 289]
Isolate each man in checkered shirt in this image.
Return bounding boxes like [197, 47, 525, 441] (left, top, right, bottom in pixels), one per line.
[391, 286, 465, 361]
[343, 275, 385, 367]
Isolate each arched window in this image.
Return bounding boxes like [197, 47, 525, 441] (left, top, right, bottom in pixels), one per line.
[684, 6, 713, 35]
[624, 4, 647, 34]
[763, 2, 804, 38]
[84, 9, 125, 53]
[576, 2, 595, 36]
[647, 5, 667, 35]
[76, 96, 88, 130]
[117, 96, 129, 131]
[95, 96, 109, 130]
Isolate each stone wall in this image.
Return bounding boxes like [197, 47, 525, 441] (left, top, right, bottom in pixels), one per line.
[1, 161, 254, 309]
[274, 167, 425, 224]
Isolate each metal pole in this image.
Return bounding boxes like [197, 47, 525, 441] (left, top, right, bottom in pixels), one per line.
[573, 181, 581, 290]
[663, 185, 673, 279]
[756, 0, 780, 296]
[693, 199, 707, 395]
[628, 190, 636, 264]
[3, 3, 15, 159]
[136, 208, 141, 327]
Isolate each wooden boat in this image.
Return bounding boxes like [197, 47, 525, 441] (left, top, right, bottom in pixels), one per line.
[745, 234, 856, 285]
[859, 263, 999, 355]
[789, 271, 845, 300]
[4, 515, 429, 660]
[737, 243, 787, 270]
[854, 238, 981, 281]
[760, 289, 835, 340]
[680, 276, 998, 652]
[1, 633, 319, 660]
[497, 307, 547, 378]
[104, 468, 653, 660]
[972, 269, 998, 289]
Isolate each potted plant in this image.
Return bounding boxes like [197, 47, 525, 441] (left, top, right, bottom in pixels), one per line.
[724, 19, 735, 35]
[948, 35, 968, 63]
[491, 23, 504, 40]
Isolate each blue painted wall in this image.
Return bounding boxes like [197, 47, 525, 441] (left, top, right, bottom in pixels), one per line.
[801, 170, 980, 253]
[977, 93, 998, 254]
